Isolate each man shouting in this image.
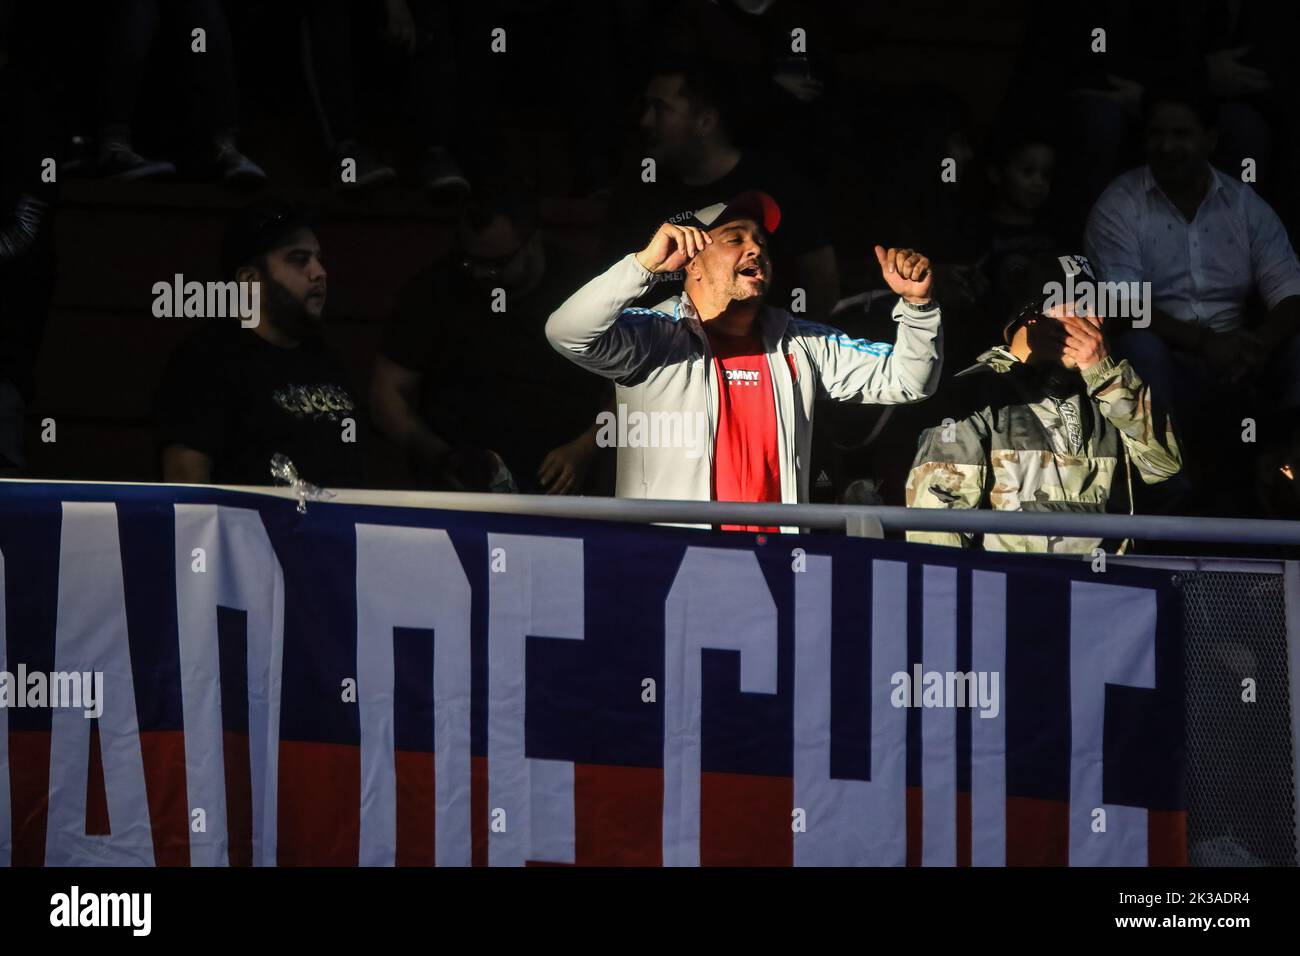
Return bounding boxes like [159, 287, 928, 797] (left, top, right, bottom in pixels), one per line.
[546, 190, 941, 519]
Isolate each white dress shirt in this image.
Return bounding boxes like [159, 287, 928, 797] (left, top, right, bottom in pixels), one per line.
[1085, 164, 1300, 332]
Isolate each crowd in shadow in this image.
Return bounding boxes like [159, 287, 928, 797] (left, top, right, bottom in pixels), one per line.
[2, 0, 1300, 544]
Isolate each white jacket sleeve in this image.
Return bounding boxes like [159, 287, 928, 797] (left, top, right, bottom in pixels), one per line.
[545, 253, 666, 381]
[799, 299, 943, 405]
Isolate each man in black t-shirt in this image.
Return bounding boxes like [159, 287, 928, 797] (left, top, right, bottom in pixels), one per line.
[603, 60, 840, 321]
[154, 202, 365, 488]
[371, 193, 609, 494]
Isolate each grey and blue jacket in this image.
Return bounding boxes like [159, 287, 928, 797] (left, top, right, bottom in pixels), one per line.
[546, 253, 943, 512]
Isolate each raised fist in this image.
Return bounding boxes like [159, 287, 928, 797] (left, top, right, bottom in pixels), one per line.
[874, 245, 933, 305]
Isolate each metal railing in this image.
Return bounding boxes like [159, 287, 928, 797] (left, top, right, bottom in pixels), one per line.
[212, 488, 1300, 546]
[6, 478, 1300, 545]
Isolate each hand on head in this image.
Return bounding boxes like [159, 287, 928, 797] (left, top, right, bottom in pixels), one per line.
[636, 222, 712, 275]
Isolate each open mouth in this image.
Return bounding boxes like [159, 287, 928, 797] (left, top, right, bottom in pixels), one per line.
[737, 265, 766, 281]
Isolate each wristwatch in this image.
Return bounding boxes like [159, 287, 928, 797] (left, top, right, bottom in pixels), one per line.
[904, 298, 939, 313]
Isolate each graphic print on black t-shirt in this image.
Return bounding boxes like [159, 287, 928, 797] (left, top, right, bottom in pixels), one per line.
[270, 383, 356, 421]
[154, 321, 365, 488]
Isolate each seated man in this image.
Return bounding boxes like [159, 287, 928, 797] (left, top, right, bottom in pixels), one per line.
[1084, 84, 1300, 502]
[154, 201, 365, 488]
[906, 253, 1182, 554]
[370, 190, 610, 494]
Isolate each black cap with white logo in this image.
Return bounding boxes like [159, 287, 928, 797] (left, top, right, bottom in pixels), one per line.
[1003, 252, 1098, 344]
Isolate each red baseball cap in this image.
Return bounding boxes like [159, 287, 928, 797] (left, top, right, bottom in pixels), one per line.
[681, 189, 781, 235]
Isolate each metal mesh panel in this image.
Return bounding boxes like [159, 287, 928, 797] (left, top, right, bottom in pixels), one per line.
[1181, 570, 1296, 866]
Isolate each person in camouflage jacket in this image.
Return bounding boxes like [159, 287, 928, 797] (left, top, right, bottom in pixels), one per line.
[906, 253, 1182, 554]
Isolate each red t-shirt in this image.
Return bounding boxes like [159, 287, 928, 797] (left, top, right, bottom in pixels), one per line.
[706, 325, 782, 531]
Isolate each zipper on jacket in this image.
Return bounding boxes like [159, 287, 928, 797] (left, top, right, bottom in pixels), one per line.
[699, 325, 717, 481]
[767, 344, 797, 505]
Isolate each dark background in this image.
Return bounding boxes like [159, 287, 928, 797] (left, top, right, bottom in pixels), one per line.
[2, 0, 1297, 498]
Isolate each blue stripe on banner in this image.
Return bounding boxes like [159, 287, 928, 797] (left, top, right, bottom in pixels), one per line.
[117, 500, 184, 731]
[830, 546, 872, 781]
[394, 627, 435, 753]
[526, 634, 594, 764]
[1005, 571, 1071, 801]
[0, 500, 61, 733]
[269, 506, 361, 747]
[459, 528, 491, 764]
[217, 606, 249, 734]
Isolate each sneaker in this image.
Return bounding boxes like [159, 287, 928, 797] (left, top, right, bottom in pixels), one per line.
[98, 141, 176, 181]
[333, 140, 397, 191]
[420, 146, 470, 199]
[211, 139, 268, 187]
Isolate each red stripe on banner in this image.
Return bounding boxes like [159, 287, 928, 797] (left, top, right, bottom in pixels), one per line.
[1148, 809, 1188, 866]
[472, 755, 487, 867]
[1006, 796, 1069, 865]
[574, 763, 662, 866]
[85, 720, 110, 835]
[699, 770, 792, 866]
[223, 731, 252, 867]
[8, 731, 49, 865]
[138, 730, 189, 866]
[906, 785, 921, 866]
[277, 740, 360, 865]
[395, 750, 436, 867]
[957, 789, 971, 867]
